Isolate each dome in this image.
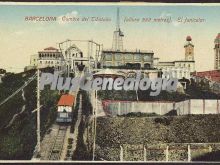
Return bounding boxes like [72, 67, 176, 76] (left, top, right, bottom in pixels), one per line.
[215, 33, 220, 44]
[186, 36, 192, 41]
[216, 33, 220, 39]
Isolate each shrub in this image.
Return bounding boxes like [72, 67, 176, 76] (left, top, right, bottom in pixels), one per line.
[68, 138, 73, 144]
[67, 145, 72, 149]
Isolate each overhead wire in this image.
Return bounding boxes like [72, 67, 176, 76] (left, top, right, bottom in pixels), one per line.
[0, 73, 37, 107]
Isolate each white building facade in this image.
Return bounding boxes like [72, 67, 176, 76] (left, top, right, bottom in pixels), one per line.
[25, 46, 85, 73]
[38, 47, 63, 70]
[214, 33, 220, 69]
[155, 36, 195, 79]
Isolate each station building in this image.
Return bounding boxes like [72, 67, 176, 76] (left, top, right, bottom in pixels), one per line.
[101, 49, 154, 69]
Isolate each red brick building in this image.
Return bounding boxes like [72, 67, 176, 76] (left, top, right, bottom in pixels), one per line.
[192, 70, 220, 83]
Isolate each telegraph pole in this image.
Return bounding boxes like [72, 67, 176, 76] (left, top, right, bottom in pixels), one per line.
[92, 90, 97, 161]
[37, 68, 41, 158]
[88, 41, 91, 72]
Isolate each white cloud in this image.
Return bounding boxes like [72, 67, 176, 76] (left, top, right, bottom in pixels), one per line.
[160, 11, 172, 18]
[57, 10, 78, 25]
[173, 20, 181, 27]
[160, 11, 181, 27]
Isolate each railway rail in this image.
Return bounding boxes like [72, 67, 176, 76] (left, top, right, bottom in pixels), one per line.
[48, 125, 68, 160]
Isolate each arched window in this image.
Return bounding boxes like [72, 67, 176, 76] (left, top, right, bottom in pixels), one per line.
[115, 54, 122, 60]
[144, 63, 150, 69]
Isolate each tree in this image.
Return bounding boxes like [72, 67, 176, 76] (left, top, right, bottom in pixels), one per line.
[0, 69, 6, 74]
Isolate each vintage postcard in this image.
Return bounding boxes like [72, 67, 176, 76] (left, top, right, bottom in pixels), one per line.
[1, 2, 220, 163]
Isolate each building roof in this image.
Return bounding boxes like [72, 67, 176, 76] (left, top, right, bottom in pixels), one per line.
[44, 47, 58, 51]
[158, 61, 175, 64]
[102, 49, 154, 54]
[174, 60, 195, 63]
[58, 94, 75, 106]
[186, 36, 192, 41]
[158, 61, 175, 66]
[192, 70, 220, 83]
[38, 47, 60, 53]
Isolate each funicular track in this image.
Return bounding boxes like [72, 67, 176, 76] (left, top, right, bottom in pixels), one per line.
[48, 125, 68, 160]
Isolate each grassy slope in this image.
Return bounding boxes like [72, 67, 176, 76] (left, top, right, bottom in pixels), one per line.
[96, 115, 220, 147]
[94, 115, 220, 161]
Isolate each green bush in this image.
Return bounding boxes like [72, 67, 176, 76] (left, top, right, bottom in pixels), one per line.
[67, 145, 72, 149]
[68, 138, 73, 144]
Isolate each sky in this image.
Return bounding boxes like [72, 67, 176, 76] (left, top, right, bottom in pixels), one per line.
[0, 3, 220, 73]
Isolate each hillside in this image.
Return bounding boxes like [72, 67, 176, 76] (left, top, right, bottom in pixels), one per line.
[0, 68, 59, 160]
[93, 115, 220, 161]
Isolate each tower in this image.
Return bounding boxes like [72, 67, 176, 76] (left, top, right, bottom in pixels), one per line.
[112, 8, 124, 51]
[214, 33, 220, 70]
[184, 36, 194, 61]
